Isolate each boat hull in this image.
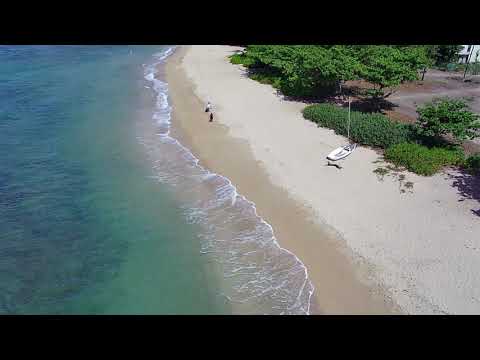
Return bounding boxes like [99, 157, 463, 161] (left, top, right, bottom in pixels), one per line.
[326, 144, 356, 161]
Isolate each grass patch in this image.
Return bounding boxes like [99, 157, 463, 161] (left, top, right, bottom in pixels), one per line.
[373, 167, 389, 176]
[384, 142, 464, 176]
[229, 53, 256, 67]
[386, 164, 404, 172]
[373, 167, 389, 181]
[404, 181, 414, 189]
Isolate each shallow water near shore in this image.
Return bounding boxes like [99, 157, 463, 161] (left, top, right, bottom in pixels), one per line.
[140, 49, 313, 314]
[0, 45, 227, 314]
[1, 45, 314, 314]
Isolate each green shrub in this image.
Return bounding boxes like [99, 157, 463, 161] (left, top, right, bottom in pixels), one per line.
[249, 72, 282, 89]
[415, 98, 480, 142]
[229, 53, 256, 67]
[463, 154, 480, 174]
[385, 142, 464, 176]
[302, 103, 415, 148]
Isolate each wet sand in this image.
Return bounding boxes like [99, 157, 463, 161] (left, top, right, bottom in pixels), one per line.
[165, 46, 401, 314]
[173, 46, 480, 315]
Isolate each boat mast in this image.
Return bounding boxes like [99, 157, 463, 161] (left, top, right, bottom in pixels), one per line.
[347, 96, 351, 141]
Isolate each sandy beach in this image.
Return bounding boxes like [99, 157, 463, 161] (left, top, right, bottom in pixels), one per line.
[165, 46, 480, 314]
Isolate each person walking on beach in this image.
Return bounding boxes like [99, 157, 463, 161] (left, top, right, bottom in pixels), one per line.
[209, 112, 214, 122]
[205, 101, 211, 112]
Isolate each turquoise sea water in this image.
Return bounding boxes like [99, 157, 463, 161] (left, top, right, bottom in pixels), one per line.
[0, 46, 228, 314]
[0, 45, 313, 315]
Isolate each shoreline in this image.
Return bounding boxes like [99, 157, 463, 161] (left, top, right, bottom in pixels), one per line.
[165, 46, 401, 314]
[166, 45, 480, 314]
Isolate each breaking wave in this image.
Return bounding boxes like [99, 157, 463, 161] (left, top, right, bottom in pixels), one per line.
[139, 47, 314, 314]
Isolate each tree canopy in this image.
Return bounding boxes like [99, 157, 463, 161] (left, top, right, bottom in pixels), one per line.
[425, 45, 463, 66]
[246, 45, 362, 96]
[242, 45, 430, 99]
[352, 45, 429, 97]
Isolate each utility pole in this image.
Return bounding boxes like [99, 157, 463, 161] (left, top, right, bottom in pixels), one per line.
[463, 45, 475, 80]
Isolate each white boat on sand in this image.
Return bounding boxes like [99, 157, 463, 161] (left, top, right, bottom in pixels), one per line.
[327, 143, 357, 161]
[325, 96, 357, 162]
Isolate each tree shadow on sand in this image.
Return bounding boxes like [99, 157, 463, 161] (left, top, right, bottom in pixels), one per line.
[341, 96, 399, 113]
[339, 85, 400, 113]
[280, 93, 335, 105]
[238, 69, 338, 105]
[446, 170, 480, 217]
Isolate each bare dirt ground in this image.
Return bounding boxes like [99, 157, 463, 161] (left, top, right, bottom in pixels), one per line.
[344, 70, 480, 154]
[389, 70, 480, 119]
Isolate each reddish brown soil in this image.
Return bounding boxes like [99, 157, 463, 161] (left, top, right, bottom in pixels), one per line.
[384, 110, 417, 124]
[341, 70, 480, 154]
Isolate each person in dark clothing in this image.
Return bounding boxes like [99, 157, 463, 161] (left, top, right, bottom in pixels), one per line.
[209, 112, 214, 122]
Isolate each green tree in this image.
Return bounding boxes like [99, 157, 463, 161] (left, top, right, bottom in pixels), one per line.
[353, 45, 429, 99]
[242, 45, 430, 102]
[416, 98, 480, 142]
[245, 45, 361, 97]
[345, 46, 429, 111]
[426, 45, 463, 66]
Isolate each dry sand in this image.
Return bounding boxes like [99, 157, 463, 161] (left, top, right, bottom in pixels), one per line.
[166, 45, 480, 314]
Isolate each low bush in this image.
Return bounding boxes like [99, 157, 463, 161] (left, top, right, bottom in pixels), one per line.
[384, 142, 464, 176]
[302, 103, 415, 149]
[463, 153, 480, 174]
[415, 98, 480, 142]
[229, 53, 256, 67]
[249, 72, 282, 89]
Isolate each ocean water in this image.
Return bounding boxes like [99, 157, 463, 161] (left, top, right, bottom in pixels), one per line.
[0, 45, 313, 314]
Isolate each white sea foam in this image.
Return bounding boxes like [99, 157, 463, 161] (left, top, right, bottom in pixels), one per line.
[140, 46, 314, 314]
